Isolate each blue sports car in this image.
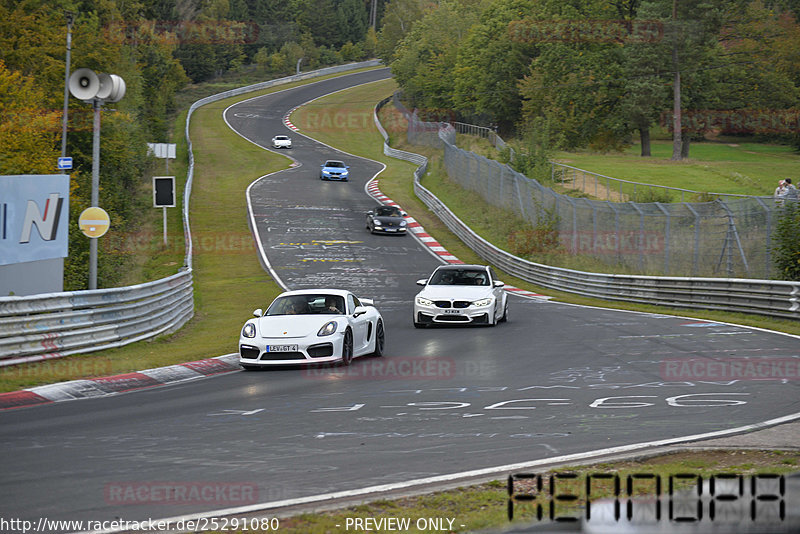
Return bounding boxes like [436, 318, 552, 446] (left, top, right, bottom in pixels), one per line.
[320, 160, 349, 181]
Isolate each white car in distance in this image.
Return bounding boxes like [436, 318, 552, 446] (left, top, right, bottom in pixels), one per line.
[271, 135, 292, 149]
[413, 264, 508, 327]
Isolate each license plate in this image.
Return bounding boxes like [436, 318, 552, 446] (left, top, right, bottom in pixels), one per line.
[385, 228, 396, 232]
[267, 344, 298, 352]
[443, 309, 461, 315]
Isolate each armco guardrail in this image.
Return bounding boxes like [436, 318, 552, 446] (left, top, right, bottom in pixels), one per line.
[0, 61, 382, 367]
[0, 271, 193, 366]
[374, 98, 800, 321]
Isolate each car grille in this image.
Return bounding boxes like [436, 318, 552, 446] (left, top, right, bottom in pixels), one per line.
[260, 352, 305, 360]
[308, 343, 334, 358]
[434, 300, 470, 309]
[240, 346, 260, 359]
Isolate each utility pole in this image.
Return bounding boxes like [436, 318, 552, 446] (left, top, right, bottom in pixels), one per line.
[61, 12, 74, 158]
[370, 0, 378, 29]
[671, 0, 683, 160]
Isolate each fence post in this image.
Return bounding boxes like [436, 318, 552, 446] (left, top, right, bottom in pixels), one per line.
[753, 197, 771, 278]
[655, 202, 670, 274]
[683, 202, 701, 276]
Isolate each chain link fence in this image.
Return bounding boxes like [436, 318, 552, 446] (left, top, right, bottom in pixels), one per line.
[396, 95, 791, 279]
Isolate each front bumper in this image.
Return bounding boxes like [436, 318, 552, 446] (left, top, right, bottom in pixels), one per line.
[413, 302, 493, 325]
[371, 225, 407, 235]
[239, 335, 341, 365]
[321, 172, 348, 181]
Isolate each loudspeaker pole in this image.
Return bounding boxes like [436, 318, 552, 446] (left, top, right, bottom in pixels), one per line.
[69, 68, 125, 290]
[89, 97, 101, 289]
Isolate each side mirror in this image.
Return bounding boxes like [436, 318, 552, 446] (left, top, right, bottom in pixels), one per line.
[367, 210, 374, 216]
[416, 279, 427, 286]
[360, 298, 375, 307]
[353, 306, 368, 318]
[253, 308, 263, 317]
[493, 281, 504, 288]
[401, 211, 408, 217]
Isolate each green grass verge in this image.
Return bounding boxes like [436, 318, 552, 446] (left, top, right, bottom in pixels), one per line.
[553, 140, 800, 199]
[227, 450, 800, 533]
[0, 67, 382, 393]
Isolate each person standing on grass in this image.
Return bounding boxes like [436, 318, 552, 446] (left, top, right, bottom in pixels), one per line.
[774, 179, 787, 201]
[784, 178, 798, 201]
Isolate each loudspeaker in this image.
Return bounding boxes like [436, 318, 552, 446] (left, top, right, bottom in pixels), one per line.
[69, 68, 99, 100]
[96, 73, 113, 100]
[105, 74, 126, 103]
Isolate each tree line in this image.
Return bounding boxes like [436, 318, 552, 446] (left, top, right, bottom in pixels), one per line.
[378, 0, 800, 159]
[0, 0, 383, 290]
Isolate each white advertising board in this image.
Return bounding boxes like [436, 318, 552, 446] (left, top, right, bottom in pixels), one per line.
[0, 175, 70, 266]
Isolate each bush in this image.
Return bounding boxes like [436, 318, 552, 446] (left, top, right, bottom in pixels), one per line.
[772, 201, 800, 280]
[507, 203, 562, 257]
[630, 187, 673, 203]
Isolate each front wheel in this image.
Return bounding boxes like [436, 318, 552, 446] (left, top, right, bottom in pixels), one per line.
[499, 301, 508, 323]
[340, 329, 354, 366]
[371, 320, 385, 357]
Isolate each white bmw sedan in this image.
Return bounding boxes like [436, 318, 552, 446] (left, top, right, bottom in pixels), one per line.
[413, 265, 508, 327]
[239, 289, 384, 369]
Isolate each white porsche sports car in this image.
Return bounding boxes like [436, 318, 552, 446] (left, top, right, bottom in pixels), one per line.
[413, 264, 508, 327]
[239, 289, 384, 369]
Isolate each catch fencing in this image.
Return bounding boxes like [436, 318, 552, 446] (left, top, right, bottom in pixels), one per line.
[375, 96, 800, 321]
[0, 61, 381, 366]
[396, 97, 791, 280]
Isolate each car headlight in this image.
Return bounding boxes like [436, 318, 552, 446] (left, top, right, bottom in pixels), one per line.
[242, 322, 256, 338]
[416, 296, 434, 306]
[472, 298, 493, 307]
[372, 218, 382, 226]
[399, 220, 407, 226]
[318, 321, 337, 336]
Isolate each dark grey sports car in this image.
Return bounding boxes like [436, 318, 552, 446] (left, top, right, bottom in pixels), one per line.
[366, 205, 408, 235]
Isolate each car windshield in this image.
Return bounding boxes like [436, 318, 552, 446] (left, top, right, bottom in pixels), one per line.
[375, 206, 402, 217]
[265, 294, 345, 316]
[275, 136, 288, 140]
[325, 161, 345, 168]
[429, 269, 488, 286]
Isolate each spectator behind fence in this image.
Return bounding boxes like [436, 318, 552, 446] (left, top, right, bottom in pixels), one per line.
[774, 179, 788, 200]
[784, 178, 798, 201]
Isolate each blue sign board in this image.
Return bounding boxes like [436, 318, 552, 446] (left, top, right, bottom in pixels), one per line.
[57, 157, 73, 170]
